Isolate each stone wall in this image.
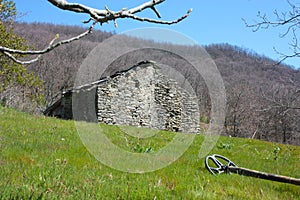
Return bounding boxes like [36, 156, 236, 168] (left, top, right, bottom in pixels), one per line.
[97, 62, 200, 133]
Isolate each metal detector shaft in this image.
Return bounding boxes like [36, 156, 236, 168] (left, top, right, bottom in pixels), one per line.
[205, 154, 300, 186]
[227, 166, 300, 186]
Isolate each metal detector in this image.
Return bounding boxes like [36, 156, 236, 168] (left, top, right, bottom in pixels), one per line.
[205, 154, 300, 186]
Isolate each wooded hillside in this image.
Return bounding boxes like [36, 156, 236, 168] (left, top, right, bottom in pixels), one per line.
[5, 22, 300, 145]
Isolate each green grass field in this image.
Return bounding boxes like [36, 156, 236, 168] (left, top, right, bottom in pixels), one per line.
[0, 106, 299, 199]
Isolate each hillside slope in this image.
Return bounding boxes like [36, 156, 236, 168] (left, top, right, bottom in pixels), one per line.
[3, 22, 300, 145]
[0, 106, 299, 199]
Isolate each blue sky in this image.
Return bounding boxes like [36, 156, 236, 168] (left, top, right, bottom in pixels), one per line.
[14, 0, 299, 68]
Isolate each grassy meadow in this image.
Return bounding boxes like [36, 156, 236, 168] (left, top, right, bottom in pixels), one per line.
[0, 106, 299, 199]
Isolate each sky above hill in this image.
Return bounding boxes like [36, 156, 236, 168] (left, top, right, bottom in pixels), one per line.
[14, 0, 299, 69]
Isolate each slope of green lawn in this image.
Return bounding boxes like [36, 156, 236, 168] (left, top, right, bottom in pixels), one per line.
[0, 106, 299, 199]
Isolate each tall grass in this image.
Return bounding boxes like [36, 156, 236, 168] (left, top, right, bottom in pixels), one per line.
[0, 106, 299, 199]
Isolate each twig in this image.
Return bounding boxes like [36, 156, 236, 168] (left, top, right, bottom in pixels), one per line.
[243, 0, 300, 64]
[0, 22, 96, 65]
[0, 0, 192, 64]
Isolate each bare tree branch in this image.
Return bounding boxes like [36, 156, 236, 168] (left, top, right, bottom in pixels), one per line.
[243, 0, 300, 64]
[0, 0, 192, 64]
[274, 50, 300, 65]
[48, 0, 191, 25]
[257, 83, 300, 114]
[1, 22, 96, 65]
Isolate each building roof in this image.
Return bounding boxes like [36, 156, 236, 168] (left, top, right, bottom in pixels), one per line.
[44, 60, 156, 116]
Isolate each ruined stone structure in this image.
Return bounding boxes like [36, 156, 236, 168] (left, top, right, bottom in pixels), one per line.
[45, 61, 200, 133]
[97, 61, 200, 133]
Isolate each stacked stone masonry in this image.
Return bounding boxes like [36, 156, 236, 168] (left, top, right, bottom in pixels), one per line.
[97, 62, 200, 133]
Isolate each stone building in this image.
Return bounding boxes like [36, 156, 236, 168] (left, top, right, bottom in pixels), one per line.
[44, 61, 200, 133]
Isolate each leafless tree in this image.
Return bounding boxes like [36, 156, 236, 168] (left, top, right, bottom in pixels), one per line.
[224, 81, 259, 138]
[257, 81, 300, 144]
[244, 0, 300, 64]
[0, 0, 192, 65]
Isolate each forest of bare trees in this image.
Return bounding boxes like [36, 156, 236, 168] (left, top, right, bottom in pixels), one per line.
[1, 22, 299, 146]
[206, 44, 300, 145]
